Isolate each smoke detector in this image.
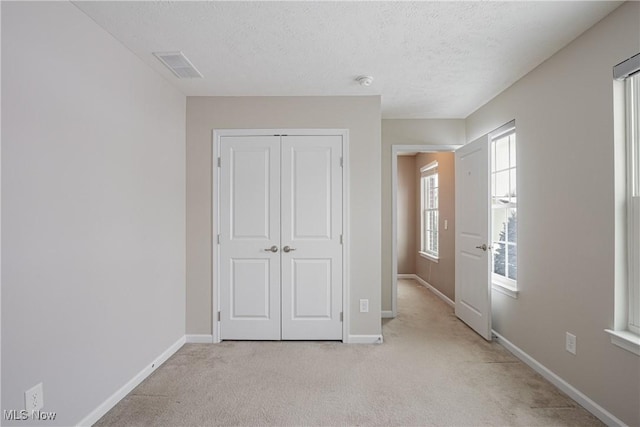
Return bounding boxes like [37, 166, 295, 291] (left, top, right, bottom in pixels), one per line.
[356, 75, 374, 87]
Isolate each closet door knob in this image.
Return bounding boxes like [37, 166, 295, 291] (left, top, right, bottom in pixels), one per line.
[264, 245, 278, 253]
[282, 246, 296, 253]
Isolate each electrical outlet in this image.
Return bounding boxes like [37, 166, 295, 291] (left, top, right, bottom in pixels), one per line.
[25, 383, 44, 411]
[359, 299, 369, 313]
[566, 332, 577, 355]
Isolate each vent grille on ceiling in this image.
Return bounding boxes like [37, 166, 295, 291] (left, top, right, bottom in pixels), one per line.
[153, 51, 203, 79]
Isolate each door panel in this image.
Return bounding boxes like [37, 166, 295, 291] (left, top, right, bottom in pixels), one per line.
[292, 259, 332, 318]
[291, 147, 332, 239]
[230, 148, 273, 239]
[455, 135, 492, 341]
[281, 135, 343, 340]
[230, 259, 270, 318]
[220, 136, 281, 340]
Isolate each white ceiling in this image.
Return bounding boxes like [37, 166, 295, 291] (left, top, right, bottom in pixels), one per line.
[74, 1, 621, 119]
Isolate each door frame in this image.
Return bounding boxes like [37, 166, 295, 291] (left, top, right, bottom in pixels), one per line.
[212, 129, 350, 343]
[390, 144, 461, 318]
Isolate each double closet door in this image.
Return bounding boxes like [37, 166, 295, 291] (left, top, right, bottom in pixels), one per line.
[219, 134, 343, 340]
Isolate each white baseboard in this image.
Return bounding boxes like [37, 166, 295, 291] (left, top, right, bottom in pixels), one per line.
[492, 331, 626, 427]
[347, 334, 384, 344]
[76, 335, 186, 427]
[381, 310, 394, 318]
[186, 334, 214, 343]
[409, 274, 455, 308]
[397, 273, 414, 279]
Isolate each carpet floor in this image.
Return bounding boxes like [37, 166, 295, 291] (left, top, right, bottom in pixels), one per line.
[95, 279, 602, 426]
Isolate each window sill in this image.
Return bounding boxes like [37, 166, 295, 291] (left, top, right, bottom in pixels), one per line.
[492, 282, 519, 299]
[605, 329, 640, 356]
[418, 252, 439, 263]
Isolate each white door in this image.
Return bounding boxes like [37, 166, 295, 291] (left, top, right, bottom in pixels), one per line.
[281, 136, 343, 340]
[455, 135, 492, 341]
[219, 136, 281, 340]
[219, 133, 343, 340]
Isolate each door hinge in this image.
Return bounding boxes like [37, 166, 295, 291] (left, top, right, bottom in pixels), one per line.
[340, 157, 343, 167]
[340, 234, 343, 245]
[340, 312, 343, 322]
[217, 157, 221, 167]
[217, 311, 221, 322]
[217, 234, 221, 244]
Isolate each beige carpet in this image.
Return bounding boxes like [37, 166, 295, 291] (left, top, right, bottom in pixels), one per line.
[95, 279, 602, 426]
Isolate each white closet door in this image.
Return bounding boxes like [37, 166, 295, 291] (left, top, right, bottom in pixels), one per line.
[219, 136, 281, 340]
[280, 135, 343, 340]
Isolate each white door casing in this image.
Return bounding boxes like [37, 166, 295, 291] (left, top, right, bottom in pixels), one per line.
[217, 131, 344, 341]
[455, 135, 492, 341]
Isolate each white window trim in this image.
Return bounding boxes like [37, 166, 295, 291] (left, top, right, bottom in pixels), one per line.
[419, 251, 439, 263]
[605, 329, 640, 356]
[420, 161, 439, 260]
[626, 73, 640, 336]
[608, 56, 640, 356]
[490, 121, 518, 292]
[492, 274, 519, 299]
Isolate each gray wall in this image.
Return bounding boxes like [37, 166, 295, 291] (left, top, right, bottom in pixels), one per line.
[1, 2, 186, 425]
[381, 119, 465, 311]
[397, 156, 416, 274]
[414, 152, 455, 301]
[466, 3, 639, 425]
[186, 96, 382, 337]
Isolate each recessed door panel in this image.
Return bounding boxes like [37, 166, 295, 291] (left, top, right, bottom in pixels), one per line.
[292, 259, 332, 319]
[458, 251, 483, 316]
[291, 147, 332, 239]
[231, 259, 270, 318]
[230, 147, 272, 239]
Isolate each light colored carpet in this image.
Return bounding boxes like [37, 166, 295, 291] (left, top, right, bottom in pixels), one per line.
[95, 279, 602, 426]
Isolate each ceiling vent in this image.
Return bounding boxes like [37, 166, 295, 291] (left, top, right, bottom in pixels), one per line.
[153, 51, 203, 79]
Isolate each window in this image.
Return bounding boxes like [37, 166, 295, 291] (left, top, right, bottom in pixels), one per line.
[490, 122, 517, 293]
[606, 54, 640, 355]
[420, 161, 439, 260]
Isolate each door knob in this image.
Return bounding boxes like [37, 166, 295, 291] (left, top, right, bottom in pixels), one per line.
[264, 245, 278, 253]
[475, 244, 487, 251]
[282, 246, 296, 253]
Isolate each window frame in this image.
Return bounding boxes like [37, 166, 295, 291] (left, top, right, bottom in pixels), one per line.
[420, 161, 439, 262]
[489, 121, 518, 297]
[625, 73, 640, 336]
[606, 55, 640, 356]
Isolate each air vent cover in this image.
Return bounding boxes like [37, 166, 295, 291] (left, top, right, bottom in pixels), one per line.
[153, 51, 203, 79]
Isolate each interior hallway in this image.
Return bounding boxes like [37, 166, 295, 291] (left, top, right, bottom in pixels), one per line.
[96, 279, 602, 426]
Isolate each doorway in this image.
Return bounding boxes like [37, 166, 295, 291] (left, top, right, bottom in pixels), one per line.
[391, 145, 460, 317]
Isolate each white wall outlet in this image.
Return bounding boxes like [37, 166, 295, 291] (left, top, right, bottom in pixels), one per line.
[359, 299, 369, 313]
[25, 382, 44, 411]
[566, 332, 577, 355]
[444, 219, 448, 230]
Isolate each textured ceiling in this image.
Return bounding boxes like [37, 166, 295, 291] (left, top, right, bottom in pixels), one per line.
[73, 1, 621, 118]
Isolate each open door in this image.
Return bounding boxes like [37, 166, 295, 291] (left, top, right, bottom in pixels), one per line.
[455, 135, 492, 341]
